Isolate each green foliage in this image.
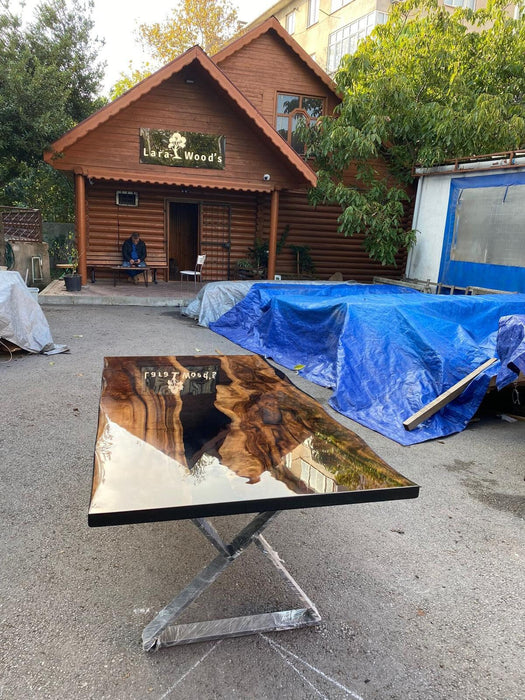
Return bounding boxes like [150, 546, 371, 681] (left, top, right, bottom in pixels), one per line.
[248, 226, 290, 268]
[247, 239, 269, 269]
[304, 0, 525, 265]
[110, 63, 154, 100]
[50, 230, 79, 274]
[236, 226, 290, 277]
[110, 0, 241, 99]
[0, 0, 105, 218]
[4, 163, 75, 222]
[288, 245, 315, 274]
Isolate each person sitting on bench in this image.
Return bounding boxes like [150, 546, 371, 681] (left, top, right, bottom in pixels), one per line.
[122, 232, 147, 281]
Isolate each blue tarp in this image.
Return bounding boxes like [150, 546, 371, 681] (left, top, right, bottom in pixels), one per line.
[496, 314, 525, 389]
[210, 283, 525, 444]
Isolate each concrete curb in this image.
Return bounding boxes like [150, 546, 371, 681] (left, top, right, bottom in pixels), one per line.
[39, 294, 188, 307]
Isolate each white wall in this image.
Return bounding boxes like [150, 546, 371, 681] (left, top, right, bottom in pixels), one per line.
[406, 175, 451, 283]
[406, 160, 525, 283]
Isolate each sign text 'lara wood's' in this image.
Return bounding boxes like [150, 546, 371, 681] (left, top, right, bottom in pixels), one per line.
[139, 128, 225, 169]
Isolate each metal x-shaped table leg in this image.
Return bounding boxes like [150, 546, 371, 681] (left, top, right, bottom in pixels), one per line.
[142, 511, 321, 651]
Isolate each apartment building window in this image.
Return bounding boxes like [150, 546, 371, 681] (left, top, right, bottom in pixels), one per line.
[276, 93, 324, 153]
[444, 0, 475, 8]
[286, 10, 296, 34]
[300, 459, 337, 493]
[308, 0, 320, 26]
[327, 11, 388, 73]
[331, 0, 351, 10]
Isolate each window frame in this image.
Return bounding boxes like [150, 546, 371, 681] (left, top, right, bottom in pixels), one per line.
[331, 0, 350, 11]
[437, 172, 525, 292]
[308, 0, 320, 27]
[444, 0, 475, 8]
[327, 11, 388, 72]
[275, 93, 325, 154]
[285, 10, 296, 34]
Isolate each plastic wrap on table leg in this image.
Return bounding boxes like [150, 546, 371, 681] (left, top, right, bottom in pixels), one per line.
[142, 552, 231, 651]
[156, 608, 321, 647]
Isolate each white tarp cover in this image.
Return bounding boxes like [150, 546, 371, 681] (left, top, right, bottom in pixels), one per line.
[182, 281, 259, 327]
[0, 271, 67, 354]
[183, 280, 351, 328]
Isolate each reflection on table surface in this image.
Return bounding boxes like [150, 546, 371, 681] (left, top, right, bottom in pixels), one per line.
[89, 355, 418, 525]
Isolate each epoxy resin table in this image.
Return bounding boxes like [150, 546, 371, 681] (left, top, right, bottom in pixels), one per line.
[89, 355, 419, 650]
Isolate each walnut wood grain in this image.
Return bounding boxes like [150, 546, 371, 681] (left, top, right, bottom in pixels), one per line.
[89, 355, 417, 525]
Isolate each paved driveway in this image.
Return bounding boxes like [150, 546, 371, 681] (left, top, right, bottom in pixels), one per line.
[1, 305, 523, 700]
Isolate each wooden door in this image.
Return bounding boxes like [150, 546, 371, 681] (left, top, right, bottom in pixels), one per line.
[168, 203, 199, 280]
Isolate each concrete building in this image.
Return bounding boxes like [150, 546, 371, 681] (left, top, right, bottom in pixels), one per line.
[246, 0, 520, 74]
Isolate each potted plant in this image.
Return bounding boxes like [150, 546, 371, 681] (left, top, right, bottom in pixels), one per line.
[235, 226, 290, 279]
[51, 232, 81, 292]
[288, 244, 315, 277]
[235, 256, 265, 280]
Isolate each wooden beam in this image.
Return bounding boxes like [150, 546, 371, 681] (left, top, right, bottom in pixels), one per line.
[75, 173, 87, 285]
[403, 358, 498, 431]
[267, 189, 279, 280]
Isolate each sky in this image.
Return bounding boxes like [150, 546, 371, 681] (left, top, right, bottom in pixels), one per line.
[11, 0, 276, 94]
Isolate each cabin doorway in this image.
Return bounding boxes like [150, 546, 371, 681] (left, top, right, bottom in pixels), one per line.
[200, 203, 231, 280]
[168, 202, 199, 280]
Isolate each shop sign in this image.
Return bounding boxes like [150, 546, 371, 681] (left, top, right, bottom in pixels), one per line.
[139, 128, 225, 169]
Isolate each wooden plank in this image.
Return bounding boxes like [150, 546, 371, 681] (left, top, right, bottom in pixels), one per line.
[403, 358, 498, 431]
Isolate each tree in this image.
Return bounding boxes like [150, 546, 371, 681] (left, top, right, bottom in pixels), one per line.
[0, 0, 105, 220]
[304, 0, 525, 265]
[110, 0, 240, 99]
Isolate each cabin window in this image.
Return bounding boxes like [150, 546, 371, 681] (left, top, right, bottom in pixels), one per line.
[286, 10, 296, 34]
[116, 191, 139, 207]
[275, 94, 324, 154]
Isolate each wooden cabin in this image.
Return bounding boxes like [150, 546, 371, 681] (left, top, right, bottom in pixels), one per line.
[44, 18, 407, 285]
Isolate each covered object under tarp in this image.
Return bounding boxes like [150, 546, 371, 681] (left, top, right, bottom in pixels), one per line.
[496, 314, 525, 388]
[0, 271, 66, 354]
[210, 283, 525, 444]
[183, 279, 351, 328]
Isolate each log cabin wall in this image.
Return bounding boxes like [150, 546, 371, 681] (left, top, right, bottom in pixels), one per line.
[253, 156, 413, 281]
[86, 181, 259, 281]
[87, 169, 411, 283]
[216, 30, 339, 126]
[256, 190, 408, 282]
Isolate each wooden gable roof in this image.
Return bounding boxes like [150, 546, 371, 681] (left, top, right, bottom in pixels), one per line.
[214, 17, 339, 100]
[44, 45, 316, 191]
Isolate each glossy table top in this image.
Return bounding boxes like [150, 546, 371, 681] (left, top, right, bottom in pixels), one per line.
[89, 355, 418, 526]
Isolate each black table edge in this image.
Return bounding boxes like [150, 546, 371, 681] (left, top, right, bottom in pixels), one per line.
[88, 484, 420, 527]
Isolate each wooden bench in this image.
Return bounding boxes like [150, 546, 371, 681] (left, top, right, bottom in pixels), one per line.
[87, 255, 168, 285]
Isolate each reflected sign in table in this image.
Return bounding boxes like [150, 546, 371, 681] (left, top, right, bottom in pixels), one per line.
[89, 355, 418, 526]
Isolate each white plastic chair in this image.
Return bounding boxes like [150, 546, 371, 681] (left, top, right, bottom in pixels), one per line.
[180, 254, 206, 287]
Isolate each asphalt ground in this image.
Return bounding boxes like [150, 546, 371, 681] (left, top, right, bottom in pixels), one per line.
[1, 304, 523, 700]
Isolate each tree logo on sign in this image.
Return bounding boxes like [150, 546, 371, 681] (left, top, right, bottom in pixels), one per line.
[168, 132, 187, 160]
